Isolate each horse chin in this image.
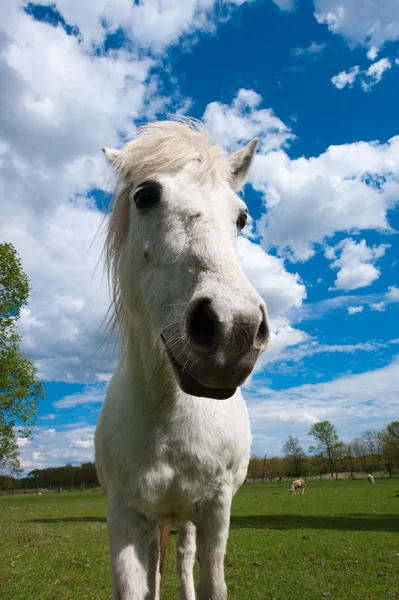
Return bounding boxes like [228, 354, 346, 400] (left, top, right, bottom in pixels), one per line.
[161, 337, 237, 400]
[176, 369, 237, 400]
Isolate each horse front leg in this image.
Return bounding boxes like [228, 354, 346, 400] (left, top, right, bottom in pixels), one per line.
[177, 521, 196, 600]
[107, 494, 156, 600]
[194, 486, 232, 600]
[146, 527, 160, 600]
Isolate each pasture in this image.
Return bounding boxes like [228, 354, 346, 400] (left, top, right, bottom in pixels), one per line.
[0, 479, 398, 600]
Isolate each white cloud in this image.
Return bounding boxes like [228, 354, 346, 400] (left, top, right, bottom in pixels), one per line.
[386, 285, 399, 301]
[18, 425, 97, 471]
[203, 87, 399, 266]
[204, 91, 398, 262]
[314, 0, 399, 53]
[327, 238, 389, 291]
[30, 0, 258, 52]
[271, 0, 297, 10]
[252, 137, 399, 261]
[260, 338, 382, 369]
[238, 237, 306, 315]
[292, 41, 326, 58]
[361, 58, 392, 91]
[242, 316, 310, 387]
[73, 437, 94, 449]
[331, 65, 360, 89]
[0, 9, 155, 182]
[17, 438, 31, 448]
[347, 306, 364, 315]
[332, 58, 394, 92]
[42, 428, 57, 438]
[203, 88, 295, 153]
[4, 202, 115, 383]
[299, 286, 399, 321]
[53, 383, 107, 409]
[367, 46, 379, 60]
[236, 237, 308, 373]
[257, 317, 310, 366]
[333, 261, 380, 291]
[370, 302, 386, 312]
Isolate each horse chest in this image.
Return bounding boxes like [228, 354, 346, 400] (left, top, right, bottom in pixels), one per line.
[140, 435, 228, 499]
[98, 386, 251, 522]
[119, 423, 242, 522]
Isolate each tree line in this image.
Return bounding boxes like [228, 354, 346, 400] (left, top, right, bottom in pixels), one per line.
[247, 420, 399, 480]
[0, 462, 100, 490]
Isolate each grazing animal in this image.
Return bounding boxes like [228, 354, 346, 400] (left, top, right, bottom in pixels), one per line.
[290, 479, 306, 495]
[95, 120, 269, 600]
[367, 474, 375, 484]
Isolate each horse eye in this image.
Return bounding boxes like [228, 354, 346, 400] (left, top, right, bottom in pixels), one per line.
[236, 213, 248, 232]
[134, 181, 162, 211]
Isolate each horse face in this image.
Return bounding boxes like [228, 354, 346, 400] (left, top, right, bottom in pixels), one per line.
[109, 139, 269, 399]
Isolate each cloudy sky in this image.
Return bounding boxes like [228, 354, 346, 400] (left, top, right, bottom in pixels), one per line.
[1, 0, 399, 474]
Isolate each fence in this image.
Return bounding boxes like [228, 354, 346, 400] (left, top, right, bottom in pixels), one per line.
[245, 463, 398, 485]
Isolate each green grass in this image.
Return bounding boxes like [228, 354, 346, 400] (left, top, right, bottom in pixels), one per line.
[1, 479, 398, 599]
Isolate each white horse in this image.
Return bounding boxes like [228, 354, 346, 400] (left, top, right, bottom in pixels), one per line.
[290, 479, 306, 495]
[367, 474, 375, 484]
[95, 120, 269, 600]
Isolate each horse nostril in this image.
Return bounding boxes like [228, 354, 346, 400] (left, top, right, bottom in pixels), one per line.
[187, 298, 220, 350]
[255, 307, 268, 346]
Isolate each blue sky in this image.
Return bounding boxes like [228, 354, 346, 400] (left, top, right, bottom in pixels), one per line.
[1, 0, 398, 473]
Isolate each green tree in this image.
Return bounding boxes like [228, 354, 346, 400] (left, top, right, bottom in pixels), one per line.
[282, 435, 306, 476]
[247, 456, 264, 480]
[0, 428, 21, 475]
[0, 242, 44, 474]
[308, 420, 343, 477]
[380, 421, 399, 464]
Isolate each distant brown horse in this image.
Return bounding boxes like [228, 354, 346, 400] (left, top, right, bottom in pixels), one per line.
[289, 479, 306, 495]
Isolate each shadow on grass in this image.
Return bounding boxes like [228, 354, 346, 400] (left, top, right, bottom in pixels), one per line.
[31, 514, 398, 533]
[230, 514, 399, 533]
[30, 516, 106, 524]
[29, 517, 180, 534]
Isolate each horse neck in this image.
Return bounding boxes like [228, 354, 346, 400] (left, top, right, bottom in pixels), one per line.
[120, 318, 184, 414]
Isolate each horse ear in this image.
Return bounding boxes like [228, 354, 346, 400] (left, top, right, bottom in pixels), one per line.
[228, 138, 258, 191]
[102, 147, 121, 168]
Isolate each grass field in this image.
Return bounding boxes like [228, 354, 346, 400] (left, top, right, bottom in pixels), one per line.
[1, 479, 398, 599]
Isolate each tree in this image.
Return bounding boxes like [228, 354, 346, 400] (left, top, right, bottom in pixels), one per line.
[282, 435, 306, 476]
[308, 420, 343, 477]
[247, 456, 264, 480]
[380, 421, 399, 464]
[361, 429, 382, 461]
[351, 437, 367, 466]
[0, 243, 44, 474]
[0, 427, 21, 475]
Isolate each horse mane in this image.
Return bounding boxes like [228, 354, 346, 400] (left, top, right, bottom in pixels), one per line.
[102, 118, 230, 348]
[112, 118, 228, 184]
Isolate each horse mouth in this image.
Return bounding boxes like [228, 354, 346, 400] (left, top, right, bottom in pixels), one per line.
[161, 336, 236, 400]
